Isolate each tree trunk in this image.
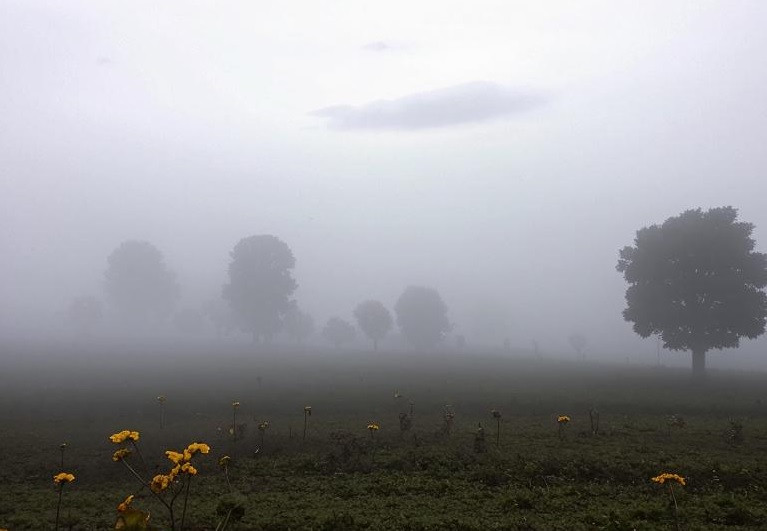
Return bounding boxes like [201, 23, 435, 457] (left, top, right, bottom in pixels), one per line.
[692, 349, 706, 380]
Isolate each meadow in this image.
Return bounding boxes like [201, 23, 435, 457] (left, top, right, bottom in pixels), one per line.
[1, 341, 766, 530]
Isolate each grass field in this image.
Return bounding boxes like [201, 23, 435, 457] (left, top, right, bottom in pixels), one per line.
[1, 341, 767, 529]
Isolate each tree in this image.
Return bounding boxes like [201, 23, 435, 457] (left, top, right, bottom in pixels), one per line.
[617, 207, 767, 378]
[322, 317, 356, 348]
[568, 333, 588, 360]
[67, 296, 103, 336]
[353, 300, 392, 351]
[394, 286, 451, 350]
[284, 306, 315, 344]
[222, 235, 298, 343]
[104, 240, 179, 325]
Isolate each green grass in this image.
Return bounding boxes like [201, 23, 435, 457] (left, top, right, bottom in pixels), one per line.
[1, 343, 767, 529]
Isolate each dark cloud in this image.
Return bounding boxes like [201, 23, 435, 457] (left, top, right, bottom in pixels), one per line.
[311, 82, 547, 130]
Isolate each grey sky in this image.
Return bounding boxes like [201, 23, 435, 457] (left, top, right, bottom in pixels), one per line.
[2, 1, 767, 367]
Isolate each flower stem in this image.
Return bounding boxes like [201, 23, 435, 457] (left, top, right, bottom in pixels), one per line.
[180, 474, 192, 530]
[54, 484, 63, 530]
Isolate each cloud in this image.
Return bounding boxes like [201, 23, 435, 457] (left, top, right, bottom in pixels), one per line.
[311, 82, 547, 130]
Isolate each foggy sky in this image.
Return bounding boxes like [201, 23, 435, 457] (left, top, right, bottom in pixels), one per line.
[2, 1, 767, 368]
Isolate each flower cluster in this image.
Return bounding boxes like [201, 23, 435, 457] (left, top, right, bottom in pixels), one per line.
[112, 448, 132, 462]
[557, 415, 571, 424]
[151, 442, 210, 492]
[109, 430, 140, 443]
[258, 421, 270, 431]
[651, 473, 686, 486]
[116, 494, 134, 513]
[53, 472, 75, 484]
[232, 401, 240, 408]
[367, 423, 380, 431]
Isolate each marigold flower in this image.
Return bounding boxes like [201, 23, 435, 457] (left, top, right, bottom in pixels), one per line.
[112, 448, 132, 462]
[651, 473, 686, 486]
[109, 430, 140, 443]
[150, 474, 172, 493]
[557, 415, 571, 423]
[165, 450, 185, 464]
[181, 462, 198, 475]
[170, 465, 181, 478]
[128, 431, 140, 442]
[219, 455, 231, 468]
[116, 494, 134, 512]
[367, 423, 380, 431]
[53, 472, 75, 484]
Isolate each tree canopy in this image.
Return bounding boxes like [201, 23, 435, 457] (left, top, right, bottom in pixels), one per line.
[616, 206, 767, 377]
[104, 240, 179, 325]
[395, 286, 451, 350]
[222, 235, 298, 343]
[322, 316, 356, 348]
[353, 300, 392, 351]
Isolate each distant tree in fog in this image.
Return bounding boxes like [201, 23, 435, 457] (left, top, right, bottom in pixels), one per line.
[322, 317, 356, 348]
[202, 298, 235, 338]
[617, 207, 767, 379]
[394, 286, 451, 350]
[104, 240, 179, 325]
[284, 306, 315, 344]
[67, 296, 103, 335]
[353, 300, 392, 351]
[222, 235, 297, 343]
[568, 333, 588, 360]
[173, 308, 205, 336]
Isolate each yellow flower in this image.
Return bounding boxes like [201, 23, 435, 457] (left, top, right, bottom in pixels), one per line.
[169, 465, 181, 478]
[219, 456, 231, 468]
[53, 472, 75, 484]
[185, 442, 210, 455]
[109, 430, 140, 443]
[367, 423, 380, 431]
[651, 473, 686, 486]
[181, 462, 198, 475]
[112, 448, 132, 462]
[150, 474, 172, 493]
[116, 494, 134, 512]
[165, 450, 185, 464]
[557, 415, 571, 423]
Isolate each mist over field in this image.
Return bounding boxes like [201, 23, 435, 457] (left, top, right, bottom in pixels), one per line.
[2, 3, 767, 529]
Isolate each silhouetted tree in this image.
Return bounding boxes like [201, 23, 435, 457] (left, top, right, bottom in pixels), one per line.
[394, 286, 451, 350]
[222, 235, 298, 343]
[353, 300, 392, 351]
[67, 296, 103, 336]
[284, 306, 315, 344]
[568, 333, 588, 360]
[617, 207, 767, 379]
[104, 240, 179, 326]
[322, 317, 355, 348]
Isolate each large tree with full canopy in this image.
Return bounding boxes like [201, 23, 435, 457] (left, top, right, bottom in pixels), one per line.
[395, 286, 451, 350]
[223, 235, 298, 343]
[616, 207, 767, 378]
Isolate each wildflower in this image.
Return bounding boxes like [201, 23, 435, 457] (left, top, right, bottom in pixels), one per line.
[304, 406, 312, 415]
[185, 442, 210, 455]
[491, 409, 502, 419]
[112, 448, 132, 462]
[652, 473, 686, 486]
[232, 401, 240, 408]
[59, 442, 67, 450]
[53, 472, 75, 484]
[557, 415, 571, 423]
[181, 462, 198, 475]
[258, 421, 270, 431]
[109, 430, 140, 443]
[116, 494, 134, 512]
[394, 390, 402, 398]
[157, 395, 166, 403]
[219, 455, 231, 468]
[150, 474, 172, 493]
[165, 450, 185, 464]
[367, 423, 380, 431]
